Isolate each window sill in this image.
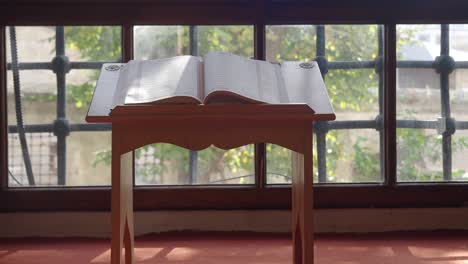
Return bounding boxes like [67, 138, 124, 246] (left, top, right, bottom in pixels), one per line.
[1, 183, 468, 211]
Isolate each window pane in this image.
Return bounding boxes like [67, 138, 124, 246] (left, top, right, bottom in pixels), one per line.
[451, 69, 468, 108]
[397, 25, 441, 121]
[66, 69, 101, 123]
[452, 131, 468, 181]
[7, 26, 120, 187]
[397, 25, 440, 61]
[266, 25, 312, 184]
[323, 25, 382, 183]
[397, 68, 441, 120]
[327, 69, 379, 120]
[133, 25, 255, 185]
[324, 130, 381, 183]
[134, 26, 188, 59]
[7, 70, 57, 124]
[133, 25, 190, 185]
[397, 25, 442, 182]
[136, 144, 254, 185]
[197, 25, 254, 57]
[449, 24, 468, 61]
[451, 67, 468, 181]
[135, 144, 189, 185]
[397, 24, 468, 182]
[197, 25, 254, 185]
[266, 25, 382, 184]
[266, 144, 292, 184]
[197, 145, 254, 184]
[397, 129, 443, 181]
[66, 132, 111, 186]
[8, 132, 57, 186]
[5, 26, 56, 62]
[325, 25, 379, 61]
[65, 26, 121, 62]
[134, 25, 254, 58]
[266, 25, 316, 62]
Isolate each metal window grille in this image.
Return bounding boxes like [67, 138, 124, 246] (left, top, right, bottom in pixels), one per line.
[395, 24, 468, 181]
[8, 132, 56, 186]
[6, 24, 468, 186]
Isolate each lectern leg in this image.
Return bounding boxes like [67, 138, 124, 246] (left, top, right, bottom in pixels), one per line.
[111, 149, 134, 264]
[292, 145, 314, 264]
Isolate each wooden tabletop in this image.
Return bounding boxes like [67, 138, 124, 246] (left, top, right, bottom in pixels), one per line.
[86, 103, 335, 123]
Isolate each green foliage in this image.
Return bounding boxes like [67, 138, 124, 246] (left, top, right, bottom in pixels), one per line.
[198, 26, 254, 57]
[353, 136, 380, 182]
[222, 145, 255, 174]
[324, 25, 379, 112]
[136, 144, 189, 184]
[266, 25, 316, 61]
[319, 131, 339, 182]
[67, 82, 95, 109]
[65, 27, 121, 61]
[64, 27, 121, 109]
[326, 25, 378, 61]
[23, 93, 57, 103]
[395, 110, 467, 182]
[452, 135, 468, 152]
[266, 144, 292, 183]
[397, 128, 442, 181]
[265, 25, 380, 183]
[92, 149, 111, 168]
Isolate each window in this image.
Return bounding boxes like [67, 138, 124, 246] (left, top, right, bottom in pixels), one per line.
[1, 0, 468, 211]
[133, 25, 255, 185]
[6, 26, 120, 187]
[397, 24, 468, 182]
[266, 25, 383, 184]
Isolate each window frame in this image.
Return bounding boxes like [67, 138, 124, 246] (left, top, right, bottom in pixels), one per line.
[1, 0, 468, 211]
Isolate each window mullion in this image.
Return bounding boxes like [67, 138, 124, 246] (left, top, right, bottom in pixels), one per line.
[439, 24, 453, 181]
[123, 23, 134, 186]
[315, 24, 328, 183]
[377, 25, 385, 182]
[0, 26, 7, 189]
[53, 26, 68, 186]
[254, 18, 266, 188]
[188, 25, 199, 184]
[384, 24, 397, 186]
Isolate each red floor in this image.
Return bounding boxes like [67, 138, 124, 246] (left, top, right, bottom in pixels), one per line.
[1, 232, 468, 263]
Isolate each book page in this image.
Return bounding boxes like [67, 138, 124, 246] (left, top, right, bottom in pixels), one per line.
[88, 63, 125, 117]
[203, 51, 289, 104]
[256, 61, 289, 104]
[203, 51, 260, 103]
[111, 60, 138, 107]
[112, 56, 202, 107]
[280, 61, 334, 114]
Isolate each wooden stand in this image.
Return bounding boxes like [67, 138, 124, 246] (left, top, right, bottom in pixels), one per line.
[87, 104, 334, 264]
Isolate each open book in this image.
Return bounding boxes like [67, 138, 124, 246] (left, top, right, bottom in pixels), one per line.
[101, 51, 333, 115]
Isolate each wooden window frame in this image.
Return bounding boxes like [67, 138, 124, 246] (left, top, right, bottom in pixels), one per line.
[1, 0, 468, 212]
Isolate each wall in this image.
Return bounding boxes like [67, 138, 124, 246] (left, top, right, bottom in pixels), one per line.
[1, 208, 468, 237]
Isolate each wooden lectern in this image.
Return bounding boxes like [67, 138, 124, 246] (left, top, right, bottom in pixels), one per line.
[86, 63, 335, 264]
